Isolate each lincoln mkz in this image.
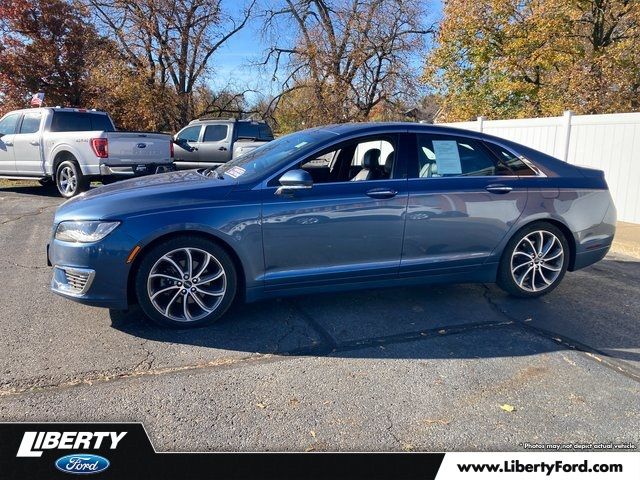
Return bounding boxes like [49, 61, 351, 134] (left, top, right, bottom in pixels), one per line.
[48, 123, 616, 327]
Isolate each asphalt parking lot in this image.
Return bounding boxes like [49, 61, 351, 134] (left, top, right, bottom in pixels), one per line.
[0, 183, 638, 452]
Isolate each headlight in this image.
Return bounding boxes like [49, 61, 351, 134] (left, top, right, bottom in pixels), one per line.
[55, 221, 120, 243]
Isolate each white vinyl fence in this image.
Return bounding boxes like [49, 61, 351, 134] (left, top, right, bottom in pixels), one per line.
[438, 111, 640, 224]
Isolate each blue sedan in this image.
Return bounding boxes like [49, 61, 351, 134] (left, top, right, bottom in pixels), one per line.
[48, 123, 616, 327]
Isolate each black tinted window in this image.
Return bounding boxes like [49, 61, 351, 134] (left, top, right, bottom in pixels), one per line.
[0, 113, 20, 135]
[236, 122, 258, 139]
[258, 124, 274, 140]
[50, 112, 114, 132]
[485, 142, 537, 176]
[203, 125, 228, 142]
[414, 134, 505, 178]
[19, 112, 42, 134]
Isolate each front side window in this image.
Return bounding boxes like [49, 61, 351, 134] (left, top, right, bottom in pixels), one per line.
[0, 113, 20, 136]
[177, 125, 201, 143]
[19, 112, 42, 134]
[294, 136, 397, 184]
[414, 134, 508, 178]
[203, 125, 228, 142]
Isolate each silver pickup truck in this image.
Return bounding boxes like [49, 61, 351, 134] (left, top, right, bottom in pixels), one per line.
[173, 118, 274, 170]
[0, 107, 174, 197]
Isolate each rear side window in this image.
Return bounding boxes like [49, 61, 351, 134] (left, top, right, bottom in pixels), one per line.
[50, 112, 115, 132]
[414, 134, 508, 178]
[484, 142, 537, 176]
[0, 113, 20, 136]
[203, 125, 228, 142]
[236, 122, 259, 139]
[258, 124, 274, 140]
[19, 112, 42, 134]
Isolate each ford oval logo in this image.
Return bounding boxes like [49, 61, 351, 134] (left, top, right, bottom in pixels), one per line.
[55, 454, 110, 475]
[136, 143, 147, 149]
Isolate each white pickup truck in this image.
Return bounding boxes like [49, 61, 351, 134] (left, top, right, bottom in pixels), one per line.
[0, 107, 174, 197]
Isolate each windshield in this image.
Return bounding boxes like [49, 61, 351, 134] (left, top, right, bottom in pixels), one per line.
[212, 129, 333, 181]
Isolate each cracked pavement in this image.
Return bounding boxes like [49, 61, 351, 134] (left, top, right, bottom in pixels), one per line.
[0, 183, 639, 452]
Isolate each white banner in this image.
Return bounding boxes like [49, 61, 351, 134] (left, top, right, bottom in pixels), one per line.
[437, 452, 640, 480]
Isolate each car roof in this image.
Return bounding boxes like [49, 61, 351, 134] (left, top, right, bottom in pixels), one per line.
[188, 118, 268, 125]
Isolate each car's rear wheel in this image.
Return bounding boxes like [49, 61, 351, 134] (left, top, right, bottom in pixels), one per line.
[135, 236, 237, 328]
[56, 160, 89, 198]
[497, 222, 569, 297]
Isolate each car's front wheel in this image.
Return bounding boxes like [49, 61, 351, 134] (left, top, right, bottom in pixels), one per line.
[497, 222, 570, 297]
[135, 236, 237, 328]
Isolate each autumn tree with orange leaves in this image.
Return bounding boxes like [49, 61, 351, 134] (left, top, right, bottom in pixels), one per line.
[425, 0, 640, 121]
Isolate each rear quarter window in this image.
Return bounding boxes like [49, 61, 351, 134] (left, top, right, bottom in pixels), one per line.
[50, 112, 115, 132]
[484, 142, 537, 176]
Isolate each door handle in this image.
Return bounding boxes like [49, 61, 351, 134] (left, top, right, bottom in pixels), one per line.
[30, 140, 39, 146]
[218, 146, 227, 151]
[3, 141, 13, 146]
[485, 184, 512, 194]
[366, 188, 398, 199]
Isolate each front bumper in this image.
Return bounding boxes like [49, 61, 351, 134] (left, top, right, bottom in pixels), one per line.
[48, 231, 135, 310]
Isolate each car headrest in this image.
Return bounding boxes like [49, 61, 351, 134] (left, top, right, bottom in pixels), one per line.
[362, 149, 381, 169]
[384, 152, 395, 174]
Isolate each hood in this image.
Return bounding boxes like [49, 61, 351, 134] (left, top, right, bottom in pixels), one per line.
[55, 170, 238, 222]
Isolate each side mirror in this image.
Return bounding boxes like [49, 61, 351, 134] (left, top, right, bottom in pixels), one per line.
[276, 169, 313, 195]
[173, 137, 197, 152]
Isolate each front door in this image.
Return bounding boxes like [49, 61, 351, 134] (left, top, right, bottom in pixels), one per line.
[400, 132, 529, 276]
[261, 133, 410, 289]
[13, 110, 44, 175]
[173, 125, 202, 168]
[0, 112, 21, 175]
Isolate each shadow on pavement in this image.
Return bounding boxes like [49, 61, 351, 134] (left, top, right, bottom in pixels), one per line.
[109, 256, 640, 370]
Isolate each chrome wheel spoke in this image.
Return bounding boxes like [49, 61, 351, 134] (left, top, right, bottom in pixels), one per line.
[151, 285, 179, 300]
[147, 246, 227, 322]
[511, 230, 564, 293]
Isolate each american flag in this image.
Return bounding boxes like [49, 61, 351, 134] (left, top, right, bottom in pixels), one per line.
[30, 92, 45, 107]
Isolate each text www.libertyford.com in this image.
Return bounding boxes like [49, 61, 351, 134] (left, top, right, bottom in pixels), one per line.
[457, 460, 623, 475]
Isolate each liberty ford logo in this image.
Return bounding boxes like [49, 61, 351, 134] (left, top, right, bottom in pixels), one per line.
[55, 454, 110, 475]
[136, 143, 147, 148]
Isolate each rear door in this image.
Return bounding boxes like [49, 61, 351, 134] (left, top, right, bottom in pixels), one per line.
[0, 112, 20, 175]
[400, 132, 528, 276]
[197, 124, 231, 163]
[13, 110, 44, 175]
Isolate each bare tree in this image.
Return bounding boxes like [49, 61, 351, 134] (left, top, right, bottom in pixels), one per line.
[84, 0, 256, 128]
[262, 0, 432, 128]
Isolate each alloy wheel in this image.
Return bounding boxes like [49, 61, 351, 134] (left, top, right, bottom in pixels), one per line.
[146, 247, 227, 322]
[510, 230, 564, 293]
[58, 166, 77, 195]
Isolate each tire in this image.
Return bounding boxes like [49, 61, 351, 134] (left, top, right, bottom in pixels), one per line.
[135, 236, 238, 328]
[497, 222, 570, 298]
[56, 160, 89, 198]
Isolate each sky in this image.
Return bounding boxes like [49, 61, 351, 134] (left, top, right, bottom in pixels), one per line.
[208, 0, 444, 102]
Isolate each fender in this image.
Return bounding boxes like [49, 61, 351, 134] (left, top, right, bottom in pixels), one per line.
[47, 142, 89, 176]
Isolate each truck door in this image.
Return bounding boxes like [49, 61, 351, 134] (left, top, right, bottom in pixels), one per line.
[0, 112, 20, 175]
[173, 125, 202, 169]
[13, 111, 44, 175]
[197, 124, 231, 164]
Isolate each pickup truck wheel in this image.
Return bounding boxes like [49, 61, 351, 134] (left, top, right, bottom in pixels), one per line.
[56, 160, 89, 198]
